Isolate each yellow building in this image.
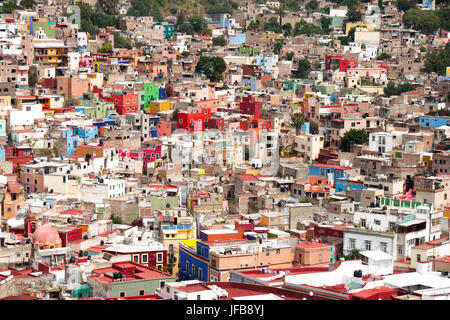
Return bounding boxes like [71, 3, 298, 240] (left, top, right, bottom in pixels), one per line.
[346, 22, 374, 35]
[303, 92, 315, 99]
[34, 47, 68, 67]
[160, 215, 195, 277]
[0, 95, 12, 110]
[147, 100, 175, 113]
[263, 33, 284, 39]
[93, 61, 104, 73]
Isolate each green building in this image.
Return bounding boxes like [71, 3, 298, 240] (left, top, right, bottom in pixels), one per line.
[138, 82, 159, 110]
[150, 194, 178, 214]
[78, 93, 116, 118]
[88, 262, 176, 298]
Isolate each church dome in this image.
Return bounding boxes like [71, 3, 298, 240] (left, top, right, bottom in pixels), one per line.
[32, 224, 61, 244]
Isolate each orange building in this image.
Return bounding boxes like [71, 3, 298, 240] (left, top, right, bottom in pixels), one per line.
[294, 241, 333, 267]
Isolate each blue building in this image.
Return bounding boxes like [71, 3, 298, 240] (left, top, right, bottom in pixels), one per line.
[0, 145, 5, 162]
[158, 87, 167, 100]
[178, 240, 210, 282]
[76, 126, 99, 142]
[93, 119, 115, 129]
[255, 53, 278, 71]
[149, 116, 160, 138]
[422, 0, 435, 10]
[419, 115, 450, 128]
[229, 33, 246, 45]
[308, 164, 353, 181]
[61, 127, 79, 156]
[335, 179, 364, 193]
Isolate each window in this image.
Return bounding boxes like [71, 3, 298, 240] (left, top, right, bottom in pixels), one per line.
[398, 246, 403, 256]
[186, 261, 189, 272]
[360, 219, 366, 228]
[119, 292, 126, 297]
[160, 281, 165, 288]
[133, 254, 139, 263]
[142, 254, 148, 263]
[375, 220, 381, 226]
[139, 290, 145, 296]
[318, 254, 323, 262]
[349, 238, 356, 249]
[191, 264, 195, 275]
[198, 267, 203, 280]
[380, 242, 387, 253]
[157, 253, 163, 263]
[416, 254, 421, 262]
[365, 240, 371, 250]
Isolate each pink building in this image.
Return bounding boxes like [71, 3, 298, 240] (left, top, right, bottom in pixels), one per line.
[346, 67, 387, 78]
[330, 117, 367, 148]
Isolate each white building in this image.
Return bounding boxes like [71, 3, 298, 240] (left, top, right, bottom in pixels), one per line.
[81, 178, 126, 203]
[369, 131, 393, 153]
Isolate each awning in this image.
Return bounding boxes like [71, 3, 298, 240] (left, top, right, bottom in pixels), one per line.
[72, 284, 91, 296]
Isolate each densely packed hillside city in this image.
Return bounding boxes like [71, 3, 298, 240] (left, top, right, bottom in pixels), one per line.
[0, 0, 449, 302]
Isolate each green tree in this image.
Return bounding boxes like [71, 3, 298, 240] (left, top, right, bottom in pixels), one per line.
[282, 23, 292, 37]
[299, 197, 312, 203]
[403, 8, 441, 35]
[383, 81, 419, 97]
[98, 0, 118, 15]
[340, 129, 369, 151]
[98, 43, 113, 53]
[346, 6, 362, 22]
[21, 0, 35, 8]
[273, 40, 284, 54]
[110, 213, 122, 224]
[293, 21, 323, 36]
[309, 121, 319, 134]
[264, 17, 282, 34]
[189, 15, 207, 34]
[212, 36, 227, 46]
[285, 52, 295, 61]
[113, 32, 132, 49]
[292, 113, 305, 134]
[195, 56, 227, 82]
[397, 0, 417, 12]
[305, 0, 317, 12]
[295, 58, 311, 78]
[179, 23, 195, 35]
[423, 42, 450, 75]
[436, 8, 450, 32]
[176, 10, 185, 30]
[248, 20, 260, 30]
[377, 52, 392, 60]
[171, 108, 179, 121]
[344, 249, 361, 260]
[320, 16, 332, 34]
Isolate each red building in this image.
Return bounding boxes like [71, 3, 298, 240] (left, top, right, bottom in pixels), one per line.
[177, 108, 211, 132]
[102, 244, 168, 270]
[107, 93, 139, 115]
[57, 226, 83, 247]
[240, 95, 262, 119]
[339, 59, 355, 72]
[92, 86, 139, 115]
[207, 117, 224, 131]
[4, 145, 34, 173]
[157, 121, 172, 137]
[239, 116, 271, 131]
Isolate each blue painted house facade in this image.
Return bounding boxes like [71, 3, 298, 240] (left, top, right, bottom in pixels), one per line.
[308, 164, 352, 181]
[419, 116, 450, 128]
[178, 240, 210, 282]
